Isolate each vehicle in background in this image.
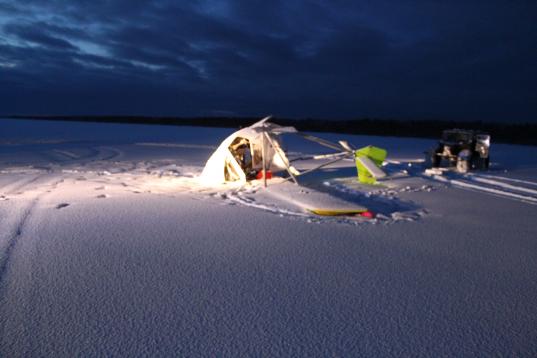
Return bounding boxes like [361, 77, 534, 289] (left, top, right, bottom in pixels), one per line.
[425, 129, 490, 173]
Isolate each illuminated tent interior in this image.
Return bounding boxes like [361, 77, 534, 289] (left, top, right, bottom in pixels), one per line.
[200, 117, 300, 185]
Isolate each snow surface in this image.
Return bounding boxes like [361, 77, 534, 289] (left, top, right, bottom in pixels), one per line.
[1, 118, 537, 356]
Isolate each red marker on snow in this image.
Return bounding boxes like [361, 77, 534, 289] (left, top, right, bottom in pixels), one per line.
[359, 211, 375, 219]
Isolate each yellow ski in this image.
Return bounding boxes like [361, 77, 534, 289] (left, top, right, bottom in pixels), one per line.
[308, 208, 372, 217]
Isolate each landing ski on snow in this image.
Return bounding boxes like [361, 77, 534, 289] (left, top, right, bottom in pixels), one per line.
[308, 207, 373, 217]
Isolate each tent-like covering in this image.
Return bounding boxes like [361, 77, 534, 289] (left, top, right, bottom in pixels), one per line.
[200, 117, 299, 185]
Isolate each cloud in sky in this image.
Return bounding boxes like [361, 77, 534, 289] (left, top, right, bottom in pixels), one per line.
[0, 0, 535, 121]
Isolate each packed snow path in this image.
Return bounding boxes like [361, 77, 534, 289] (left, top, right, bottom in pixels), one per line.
[1, 119, 537, 356]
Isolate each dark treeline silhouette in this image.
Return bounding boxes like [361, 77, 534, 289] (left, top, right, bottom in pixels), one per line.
[8, 115, 537, 145]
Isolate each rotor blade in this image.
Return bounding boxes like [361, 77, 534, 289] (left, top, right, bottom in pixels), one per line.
[338, 140, 354, 151]
[296, 156, 348, 176]
[313, 152, 351, 160]
[296, 133, 344, 151]
[289, 151, 351, 162]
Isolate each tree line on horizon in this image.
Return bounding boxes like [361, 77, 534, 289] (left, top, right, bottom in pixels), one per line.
[8, 115, 537, 145]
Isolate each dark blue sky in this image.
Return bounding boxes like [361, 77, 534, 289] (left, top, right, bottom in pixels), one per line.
[0, 1, 535, 121]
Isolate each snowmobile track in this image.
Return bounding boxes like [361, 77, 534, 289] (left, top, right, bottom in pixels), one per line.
[0, 175, 64, 291]
[428, 173, 537, 205]
[0, 198, 39, 290]
[1, 175, 45, 195]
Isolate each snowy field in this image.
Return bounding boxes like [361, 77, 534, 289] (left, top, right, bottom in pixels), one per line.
[1, 118, 537, 356]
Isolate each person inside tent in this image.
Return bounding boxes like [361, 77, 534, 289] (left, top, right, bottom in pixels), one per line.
[228, 137, 258, 180]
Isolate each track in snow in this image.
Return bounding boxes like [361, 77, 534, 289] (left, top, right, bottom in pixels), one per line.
[0, 175, 65, 291]
[427, 171, 537, 205]
[0, 198, 39, 288]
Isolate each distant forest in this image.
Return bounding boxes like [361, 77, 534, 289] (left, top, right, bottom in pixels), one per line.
[8, 115, 537, 145]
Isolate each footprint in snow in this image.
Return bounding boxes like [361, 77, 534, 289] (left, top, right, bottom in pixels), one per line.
[56, 203, 70, 209]
[96, 194, 109, 199]
[94, 186, 106, 190]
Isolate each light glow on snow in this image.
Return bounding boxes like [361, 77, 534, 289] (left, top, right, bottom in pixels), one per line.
[1, 118, 537, 356]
